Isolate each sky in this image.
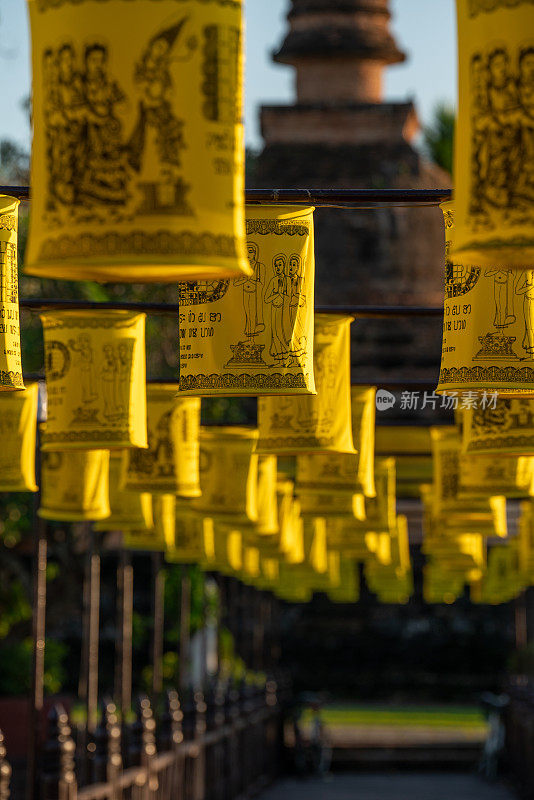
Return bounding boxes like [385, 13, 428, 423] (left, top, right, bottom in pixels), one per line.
[0, 0, 457, 152]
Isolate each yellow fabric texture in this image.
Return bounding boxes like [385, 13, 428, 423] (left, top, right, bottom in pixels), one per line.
[518, 500, 534, 582]
[94, 453, 153, 531]
[471, 544, 524, 605]
[39, 448, 110, 522]
[26, 0, 249, 283]
[463, 398, 534, 455]
[210, 522, 243, 575]
[327, 559, 360, 603]
[166, 499, 215, 565]
[423, 564, 466, 605]
[0, 383, 38, 492]
[452, 0, 534, 268]
[256, 456, 279, 535]
[40, 310, 147, 450]
[375, 425, 432, 498]
[178, 205, 315, 396]
[431, 426, 507, 536]
[295, 452, 366, 519]
[257, 313, 355, 454]
[0, 195, 23, 390]
[351, 386, 376, 498]
[438, 203, 534, 395]
[122, 385, 200, 496]
[302, 517, 328, 574]
[193, 426, 258, 522]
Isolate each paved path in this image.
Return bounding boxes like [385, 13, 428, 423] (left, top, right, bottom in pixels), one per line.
[258, 773, 516, 800]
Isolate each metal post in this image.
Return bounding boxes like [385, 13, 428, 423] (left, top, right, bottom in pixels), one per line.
[86, 527, 101, 736]
[179, 567, 191, 692]
[115, 548, 133, 718]
[151, 552, 165, 709]
[26, 512, 47, 800]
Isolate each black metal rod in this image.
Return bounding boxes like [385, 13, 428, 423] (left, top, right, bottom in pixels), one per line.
[2, 185, 452, 206]
[20, 297, 443, 318]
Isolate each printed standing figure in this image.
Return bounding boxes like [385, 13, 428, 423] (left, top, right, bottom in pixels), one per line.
[101, 343, 119, 421]
[286, 254, 307, 362]
[516, 271, 534, 356]
[484, 269, 516, 328]
[264, 254, 290, 366]
[154, 410, 174, 477]
[68, 335, 98, 404]
[55, 44, 86, 206]
[233, 242, 265, 340]
[117, 340, 133, 416]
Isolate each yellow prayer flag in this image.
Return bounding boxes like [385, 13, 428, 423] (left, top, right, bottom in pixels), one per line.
[193, 426, 258, 522]
[39, 448, 110, 522]
[94, 452, 153, 531]
[166, 499, 215, 565]
[256, 455, 279, 535]
[122, 385, 200, 496]
[178, 205, 315, 396]
[452, 0, 534, 268]
[463, 397, 534, 455]
[40, 310, 147, 451]
[257, 313, 355, 454]
[438, 203, 534, 395]
[0, 196, 23, 390]
[26, 0, 249, 282]
[0, 384, 38, 492]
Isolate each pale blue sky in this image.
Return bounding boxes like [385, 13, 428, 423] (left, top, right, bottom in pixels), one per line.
[0, 0, 457, 152]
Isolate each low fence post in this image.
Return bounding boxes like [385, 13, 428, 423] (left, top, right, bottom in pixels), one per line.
[41, 706, 77, 800]
[0, 730, 12, 800]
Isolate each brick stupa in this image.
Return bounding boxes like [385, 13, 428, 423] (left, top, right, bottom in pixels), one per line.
[253, 0, 450, 385]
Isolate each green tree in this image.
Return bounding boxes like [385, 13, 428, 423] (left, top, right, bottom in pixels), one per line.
[423, 103, 455, 176]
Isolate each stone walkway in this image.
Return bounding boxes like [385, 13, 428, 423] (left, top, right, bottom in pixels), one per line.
[258, 773, 516, 800]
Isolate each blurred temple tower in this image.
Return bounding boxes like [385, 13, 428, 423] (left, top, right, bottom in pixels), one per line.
[252, 0, 451, 385]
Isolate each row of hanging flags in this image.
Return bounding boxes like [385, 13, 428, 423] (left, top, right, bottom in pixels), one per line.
[0, 0, 532, 603]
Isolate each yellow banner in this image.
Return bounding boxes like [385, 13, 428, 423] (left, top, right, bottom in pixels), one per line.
[166, 499, 215, 564]
[40, 310, 147, 450]
[26, 0, 249, 282]
[463, 397, 534, 455]
[452, 0, 534, 268]
[94, 452, 153, 531]
[178, 205, 315, 396]
[122, 385, 200, 496]
[438, 203, 534, 395]
[0, 384, 38, 492]
[0, 196, 23, 390]
[193, 426, 258, 522]
[257, 313, 355, 454]
[39, 448, 110, 521]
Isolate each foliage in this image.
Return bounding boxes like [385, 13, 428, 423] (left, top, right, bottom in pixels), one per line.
[0, 638, 67, 696]
[423, 103, 455, 175]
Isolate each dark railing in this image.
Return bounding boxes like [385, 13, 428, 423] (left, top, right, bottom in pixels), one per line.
[1, 682, 283, 800]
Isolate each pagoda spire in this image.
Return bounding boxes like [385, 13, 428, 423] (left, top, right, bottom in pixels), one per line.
[273, 0, 406, 104]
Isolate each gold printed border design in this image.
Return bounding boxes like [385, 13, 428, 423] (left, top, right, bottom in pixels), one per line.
[0, 370, 24, 387]
[245, 220, 310, 237]
[38, 231, 239, 262]
[37, 0, 241, 11]
[180, 372, 308, 390]
[43, 429, 131, 444]
[468, 0, 534, 16]
[468, 435, 534, 450]
[440, 365, 534, 383]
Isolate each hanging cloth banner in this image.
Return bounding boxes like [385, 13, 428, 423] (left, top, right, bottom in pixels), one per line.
[256, 455, 279, 536]
[178, 205, 315, 396]
[122, 386, 200, 496]
[351, 386, 376, 499]
[40, 310, 147, 451]
[430, 426, 508, 535]
[25, 0, 249, 283]
[123, 494, 172, 551]
[423, 565, 465, 605]
[463, 397, 534, 455]
[375, 425, 432, 498]
[210, 522, 243, 575]
[452, 0, 534, 268]
[471, 544, 524, 604]
[94, 452, 153, 532]
[438, 203, 534, 396]
[327, 559, 360, 603]
[0, 196, 23, 390]
[257, 313, 355, 454]
[295, 453, 365, 519]
[166, 499, 215, 564]
[39, 448, 110, 522]
[518, 500, 534, 582]
[193, 426, 258, 522]
[0, 383, 38, 492]
[302, 517, 328, 574]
